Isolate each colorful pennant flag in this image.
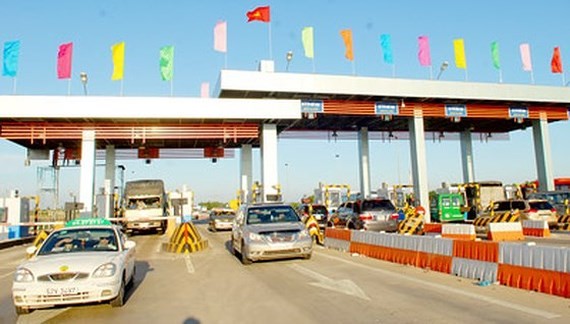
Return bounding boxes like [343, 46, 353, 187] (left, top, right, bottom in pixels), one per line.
[302, 27, 314, 59]
[417, 35, 431, 66]
[491, 41, 501, 70]
[246, 6, 270, 22]
[551, 47, 563, 73]
[214, 21, 227, 53]
[57, 42, 73, 79]
[519, 43, 533, 72]
[453, 38, 467, 69]
[2, 40, 20, 77]
[111, 42, 125, 80]
[340, 29, 354, 61]
[380, 34, 393, 64]
[159, 45, 174, 81]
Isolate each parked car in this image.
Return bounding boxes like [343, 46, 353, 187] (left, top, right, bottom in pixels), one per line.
[527, 190, 570, 216]
[12, 218, 136, 315]
[208, 208, 236, 231]
[296, 204, 329, 229]
[231, 203, 313, 265]
[478, 199, 558, 227]
[328, 199, 400, 231]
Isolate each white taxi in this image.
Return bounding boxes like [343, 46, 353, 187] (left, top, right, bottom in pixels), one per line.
[12, 218, 136, 315]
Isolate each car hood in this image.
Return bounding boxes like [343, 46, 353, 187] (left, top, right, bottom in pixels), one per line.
[20, 252, 121, 275]
[246, 222, 305, 234]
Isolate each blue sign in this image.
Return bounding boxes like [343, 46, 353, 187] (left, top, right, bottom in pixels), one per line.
[444, 104, 467, 117]
[375, 101, 399, 115]
[301, 100, 324, 113]
[509, 106, 528, 118]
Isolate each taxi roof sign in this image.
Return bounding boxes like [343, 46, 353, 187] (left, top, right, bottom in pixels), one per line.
[65, 218, 112, 227]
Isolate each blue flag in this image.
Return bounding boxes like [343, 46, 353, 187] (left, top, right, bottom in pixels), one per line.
[3, 41, 20, 77]
[380, 34, 393, 64]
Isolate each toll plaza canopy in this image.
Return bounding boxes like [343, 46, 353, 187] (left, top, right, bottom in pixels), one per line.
[0, 68, 569, 154]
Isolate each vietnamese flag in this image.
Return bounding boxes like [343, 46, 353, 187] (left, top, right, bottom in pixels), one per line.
[551, 46, 563, 73]
[247, 6, 270, 22]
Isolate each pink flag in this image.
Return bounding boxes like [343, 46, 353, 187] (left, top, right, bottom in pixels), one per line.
[417, 36, 431, 66]
[520, 43, 532, 72]
[214, 21, 227, 53]
[57, 42, 73, 79]
[201, 82, 210, 98]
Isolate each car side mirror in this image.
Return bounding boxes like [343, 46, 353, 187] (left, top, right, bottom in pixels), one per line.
[26, 246, 37, 256]
[124, 240, 136, 250]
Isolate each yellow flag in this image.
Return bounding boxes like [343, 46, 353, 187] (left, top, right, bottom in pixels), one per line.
[302, 27, 314, 59]
[453, 38, 467, 69]
[111, 42, 125, 80]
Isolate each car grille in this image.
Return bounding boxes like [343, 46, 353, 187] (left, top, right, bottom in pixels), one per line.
[23, 292, 91, 303]
[37, 272, 89, 282]
[259, 230, 300, 242]
[262, 248, 302, 255]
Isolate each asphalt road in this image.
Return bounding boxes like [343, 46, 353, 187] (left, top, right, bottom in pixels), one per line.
[1, 225, 570, 324]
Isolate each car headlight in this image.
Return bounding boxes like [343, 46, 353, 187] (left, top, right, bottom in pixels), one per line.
[248, 232, 264, 241]
[92, 263, 117, 278]
[298, 229, 310, 238]
[14, 268, 34, 282]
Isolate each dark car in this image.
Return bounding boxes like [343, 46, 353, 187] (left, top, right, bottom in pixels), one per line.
[297, 204, 329, 229]
[328, 199, 399, 231]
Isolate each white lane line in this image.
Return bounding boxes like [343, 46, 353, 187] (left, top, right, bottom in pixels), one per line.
[0, 271, 14, 280]
[288, 264, 370, 300]
[17, 307, 70, 324]
[183, 255, 195, 274]
[316, 252, 560, 320]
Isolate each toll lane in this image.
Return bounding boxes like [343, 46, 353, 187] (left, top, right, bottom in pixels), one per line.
[1, 226, 569, 323]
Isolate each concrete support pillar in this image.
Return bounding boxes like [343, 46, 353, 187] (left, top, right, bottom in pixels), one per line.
[240, 144, 253, 204]
[358, 127, 371, 199]
[104, 145, 116, 218]
[79, 130, 96, 213]
[408, 110, 431, 222]
[260, 124, 279, 202]
[532, 113, 554, 191]
[460, 129, 475, 183]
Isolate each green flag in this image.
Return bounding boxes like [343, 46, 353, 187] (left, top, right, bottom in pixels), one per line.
[491, 41, 500, 70]
[160, 45, 174, 81]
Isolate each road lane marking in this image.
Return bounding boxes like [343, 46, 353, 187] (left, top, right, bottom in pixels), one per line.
[288, 264, 369, 300]
[0, 271, 14, 280]
[183, 255, 195, 274]
[316, 252, 560, 320]
[17, 307, 70, 324]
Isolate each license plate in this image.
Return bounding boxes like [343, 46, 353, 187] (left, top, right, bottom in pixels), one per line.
[140, 223, 149, 228]
[46, 287, 77, 296]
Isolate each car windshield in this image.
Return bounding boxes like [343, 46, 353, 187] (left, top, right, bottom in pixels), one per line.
[211, 210, 235, 219]
[311, 206, 328, 215]
[247, 206, 300, 224]
[529, 201, 554, 210]
[38, 228, 119, 255]
[361, 200, 395, 211]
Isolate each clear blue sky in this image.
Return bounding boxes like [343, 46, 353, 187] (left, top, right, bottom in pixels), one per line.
[0, 0, 568, 205]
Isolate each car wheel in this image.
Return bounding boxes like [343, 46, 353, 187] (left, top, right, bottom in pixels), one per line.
[327, 221, 335, 228]
[15, 306, 30, 315]
[346, 221, 355, 230]
[110, 276, 125, 307]
[240, 241, 252, 265]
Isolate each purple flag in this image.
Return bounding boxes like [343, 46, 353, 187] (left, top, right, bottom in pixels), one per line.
[418, 35, 431, 66]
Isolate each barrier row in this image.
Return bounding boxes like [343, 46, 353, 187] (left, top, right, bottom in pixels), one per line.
[323, 228, 570, 298]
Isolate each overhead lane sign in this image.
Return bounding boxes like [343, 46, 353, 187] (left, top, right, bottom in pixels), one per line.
[301, 100, 324, 113]
[374, 101, 399, 115]
[444, 104, 468, 117]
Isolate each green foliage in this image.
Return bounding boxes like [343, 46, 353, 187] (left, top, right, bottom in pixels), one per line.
[199, 201, 226, 210]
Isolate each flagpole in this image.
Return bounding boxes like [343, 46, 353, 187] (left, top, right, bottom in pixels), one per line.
[224, 53, 228, 69]
[120, 80, 124, 96]
[429, 66, 433, 80]
[392, 64, 396, 78]
[530, 71, 535, 84]
[498, 69, 503, 83]
[464, 69, 468, 81]
[67, 79, 71, 95]
[562, 73, 566, 86]
[268, 22, 273, 60]
[12, 78, 17, 95]
[352, 60, 356, 76]
[170, 78, 173, 97]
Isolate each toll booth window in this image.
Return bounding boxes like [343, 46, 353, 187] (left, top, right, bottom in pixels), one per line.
[441, 198, 451, 207]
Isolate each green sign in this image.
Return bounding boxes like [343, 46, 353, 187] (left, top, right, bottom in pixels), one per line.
[65, 218, 112, 227]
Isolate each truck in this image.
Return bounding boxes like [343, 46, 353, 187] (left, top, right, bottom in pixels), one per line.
[123, 179, 169, 233]
[439, 181, 505, 221]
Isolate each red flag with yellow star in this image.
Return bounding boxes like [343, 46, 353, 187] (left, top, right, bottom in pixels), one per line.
[246, 6, 270, 22]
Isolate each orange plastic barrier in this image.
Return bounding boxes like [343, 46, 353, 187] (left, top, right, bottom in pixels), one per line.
[425, 254, 453, 274]
[497, 264, 570, 298]
[522, 227, 551, 237]
[452, 240, 499, 263]
[487, 223, 525, 242]
[324, 228, 352, 241]
[423, 223, 442, 234]
[442, 233, 476, 241]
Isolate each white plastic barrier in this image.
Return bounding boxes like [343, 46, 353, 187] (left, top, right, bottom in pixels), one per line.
[324, 237, 351, 252]
[442, 224, 476, 240]
[421, 236, 454, 256]
[451, 257, 498, 283]
[499, 242, 569, 273]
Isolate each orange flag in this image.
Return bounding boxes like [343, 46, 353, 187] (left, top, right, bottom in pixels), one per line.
[551, 46, 563, 73]
[340, 29, 354, 61]
[246, 6, 270, 22]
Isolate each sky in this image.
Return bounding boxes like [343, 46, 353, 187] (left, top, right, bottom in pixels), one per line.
[0, 0, 569, 206]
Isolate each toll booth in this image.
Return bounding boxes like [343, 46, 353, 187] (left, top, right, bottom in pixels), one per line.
[0, 192, 31, 239]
